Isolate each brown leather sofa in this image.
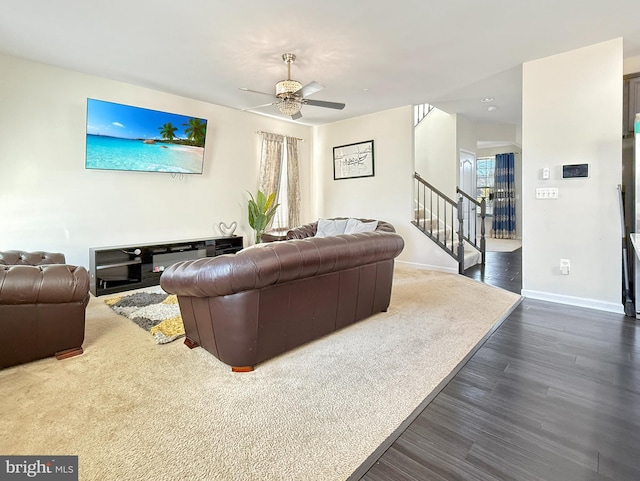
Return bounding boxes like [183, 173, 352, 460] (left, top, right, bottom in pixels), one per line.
[0, 250, 90, 368]
[160, 220, 404, 371]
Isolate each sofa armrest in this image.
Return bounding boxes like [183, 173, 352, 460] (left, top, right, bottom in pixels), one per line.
[285, 222, 318, 239]
[161, 231, 404, 298]
[0, 264, 90, 305]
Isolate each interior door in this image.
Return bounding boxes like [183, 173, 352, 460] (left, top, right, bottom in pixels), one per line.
[459, 150, 477, 240]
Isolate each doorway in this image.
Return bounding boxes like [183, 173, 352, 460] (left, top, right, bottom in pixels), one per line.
[459, 149, 477, 235]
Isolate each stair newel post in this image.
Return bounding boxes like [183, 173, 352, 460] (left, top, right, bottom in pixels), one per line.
[414, 175, 419, 225]
[457, 194, 465, 274]
[480, 197, 486, 265]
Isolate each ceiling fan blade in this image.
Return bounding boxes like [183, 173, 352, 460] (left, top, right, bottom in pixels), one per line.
[242, 102, 275, 111]
[291, 111, 303, 120]
[239, 87, 276, 98]
[305, 99, 346, 110]
[295, 81, 324, 98]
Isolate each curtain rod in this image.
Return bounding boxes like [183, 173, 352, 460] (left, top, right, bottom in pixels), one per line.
[256, 130, 304, 142]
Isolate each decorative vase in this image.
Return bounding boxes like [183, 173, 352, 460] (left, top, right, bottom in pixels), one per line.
[218, 221, 237, 237]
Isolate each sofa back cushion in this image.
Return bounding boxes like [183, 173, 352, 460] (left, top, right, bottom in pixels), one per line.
[315, 218, 349, 237]
[344, 218, 378, 234]
[0, 251, 66, 266]
[161, 231, 404, 298]
[286, 218, 395, 240]
[0, 265, 90, 304]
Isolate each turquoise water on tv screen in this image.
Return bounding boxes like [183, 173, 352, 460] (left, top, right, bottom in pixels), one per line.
[85, 134, 204, 174]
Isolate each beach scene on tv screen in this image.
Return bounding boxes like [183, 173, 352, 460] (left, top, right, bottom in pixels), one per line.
[85, 99, 207, 174]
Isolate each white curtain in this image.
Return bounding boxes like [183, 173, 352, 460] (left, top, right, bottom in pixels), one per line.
[285, 136, 300, 229]
[257, 133, 301, 232]
[258, 132, 284, 202]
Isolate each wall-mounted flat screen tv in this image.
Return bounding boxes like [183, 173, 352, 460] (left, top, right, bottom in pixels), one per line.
[85, 98, 208, 174]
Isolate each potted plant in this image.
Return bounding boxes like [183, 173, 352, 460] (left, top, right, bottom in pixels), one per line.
[247, 190, 279, 243]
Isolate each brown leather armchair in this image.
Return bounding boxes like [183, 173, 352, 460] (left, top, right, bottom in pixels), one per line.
[0, 250, 90, 368]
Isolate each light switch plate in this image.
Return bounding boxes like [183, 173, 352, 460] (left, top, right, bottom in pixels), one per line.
[536, 187, 558, 199]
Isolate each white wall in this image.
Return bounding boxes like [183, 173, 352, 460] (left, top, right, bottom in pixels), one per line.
[522, 38, 623, 312]
[312, 106, 458, 272]
[624, 54, 640, 75]
[476, 124, 519, 145]
[414, 108, 457, 198]
[0, 54, 311, 267]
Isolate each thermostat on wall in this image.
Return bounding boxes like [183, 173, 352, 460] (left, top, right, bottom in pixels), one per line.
[562, 163, 589, 179]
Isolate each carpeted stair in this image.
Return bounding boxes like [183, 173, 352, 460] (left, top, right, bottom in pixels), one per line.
[413, 215, 482, 270]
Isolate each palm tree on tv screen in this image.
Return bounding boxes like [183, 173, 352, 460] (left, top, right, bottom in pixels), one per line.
[159, 122, 178, 141]
[183, 118, 206, 147]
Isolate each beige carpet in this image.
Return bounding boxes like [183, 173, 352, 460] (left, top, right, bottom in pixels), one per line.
[0, 265, 520, 481]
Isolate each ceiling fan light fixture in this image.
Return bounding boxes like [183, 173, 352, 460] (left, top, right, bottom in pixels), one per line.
[240, 53, 343, 118]
[276, 79, 302, 97]
[277, 97, 303, 116]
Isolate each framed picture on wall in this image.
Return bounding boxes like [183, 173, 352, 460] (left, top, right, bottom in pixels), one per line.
[333, 140, 375, 180]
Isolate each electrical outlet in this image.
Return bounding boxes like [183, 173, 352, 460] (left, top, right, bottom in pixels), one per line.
[560, 259, 570, 275]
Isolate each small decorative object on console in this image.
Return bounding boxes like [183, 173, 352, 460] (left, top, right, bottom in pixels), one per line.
[218, 221, 237, 236]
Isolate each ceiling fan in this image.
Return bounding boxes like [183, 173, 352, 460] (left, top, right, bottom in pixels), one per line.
[240, 53, 345, 120]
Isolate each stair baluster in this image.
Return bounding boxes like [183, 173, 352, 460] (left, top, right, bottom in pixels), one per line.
[412, 172, 486, 273]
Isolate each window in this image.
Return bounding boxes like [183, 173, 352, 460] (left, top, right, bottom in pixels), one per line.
[271, 145, 289, 232]
[476, 156, 495, 215]
[258, 133, 300, 235]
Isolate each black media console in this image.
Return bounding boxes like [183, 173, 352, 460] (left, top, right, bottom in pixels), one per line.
[89, 236, 243, 296]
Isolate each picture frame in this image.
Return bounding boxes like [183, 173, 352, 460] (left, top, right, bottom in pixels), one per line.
[333, 139, 375, 180]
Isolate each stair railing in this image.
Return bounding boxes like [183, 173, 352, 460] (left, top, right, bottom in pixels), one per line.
[414, 103, 434, 127]
[413, 172, 466, 273]
[456, 187, 487, 265]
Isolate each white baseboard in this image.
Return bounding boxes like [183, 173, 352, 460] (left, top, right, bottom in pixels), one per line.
[521, 289, 625, 314]
[396, 260, 458, 274]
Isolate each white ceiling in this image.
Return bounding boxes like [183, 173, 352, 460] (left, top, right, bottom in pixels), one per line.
[3, 0, 640, 128]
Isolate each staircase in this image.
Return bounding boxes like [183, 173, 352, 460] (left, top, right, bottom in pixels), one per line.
[412, 172, 486, 273]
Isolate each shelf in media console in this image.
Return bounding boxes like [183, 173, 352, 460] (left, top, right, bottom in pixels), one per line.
[89, 236, 243, 296]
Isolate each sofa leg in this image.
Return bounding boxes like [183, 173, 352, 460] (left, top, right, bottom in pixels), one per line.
[232, 366, 254, 373]
[184, 338, 200, 349]
[55, 347, 84, 360]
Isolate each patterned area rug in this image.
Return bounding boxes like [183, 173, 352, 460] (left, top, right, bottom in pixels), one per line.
[105, 292, 184, 344]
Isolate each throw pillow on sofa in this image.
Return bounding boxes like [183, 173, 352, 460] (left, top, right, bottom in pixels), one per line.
[344, 218, 378, 234]
[315, 218, 349, 237]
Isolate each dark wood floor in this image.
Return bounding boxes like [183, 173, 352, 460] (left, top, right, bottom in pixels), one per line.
[350, 249, 640, 481]
[463, 247, 522, 294]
